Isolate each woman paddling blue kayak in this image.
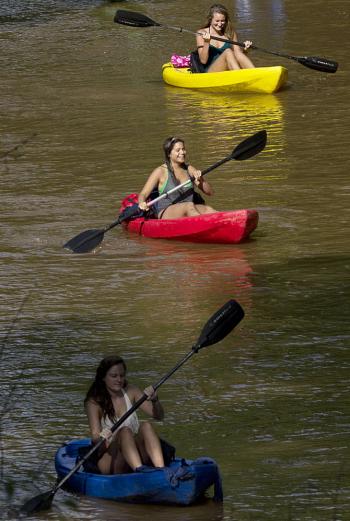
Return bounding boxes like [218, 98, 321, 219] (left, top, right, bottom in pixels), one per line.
[20, 300, 244, 515]
[84, 355, 165, 474]
[54, 355, 223, 505]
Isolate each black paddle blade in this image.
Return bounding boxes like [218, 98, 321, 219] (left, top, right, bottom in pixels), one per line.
[19, 490, 54, 516]
[296, 56, 338, 73]
[193, 300, 244, 351]
[114, 10, 160, 28]
[231, 130, 267, 161]
[63, 228, 104, 254]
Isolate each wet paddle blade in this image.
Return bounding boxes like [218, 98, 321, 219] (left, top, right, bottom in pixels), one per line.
[296, 56, 338, 73]
[63, 229, 104, 254]
[19, 490, 54, 516]
[194, 300, 244, 351]
[231, 130, 267, 161]
[114, 10, 160, 28]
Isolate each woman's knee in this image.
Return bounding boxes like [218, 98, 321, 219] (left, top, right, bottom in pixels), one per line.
[204, 205, 215, 213]
[185, 202, 198, 216]
[223, 48, 240, 68]
[117, 426, 134, 443]
[223, 48, 234, 57]
[105, 437, 119, 455]
[139, 421, 154, 436]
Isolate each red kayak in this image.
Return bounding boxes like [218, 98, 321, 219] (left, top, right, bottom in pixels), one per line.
[119, 194, 258, 244]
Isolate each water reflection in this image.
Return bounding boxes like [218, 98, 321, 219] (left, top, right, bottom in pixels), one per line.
[235, 0, 286, 22]
[164, 87, 284, 152]
[121, 236, 254, 303]
[234, 0, 286, 41]
[2, 0, 350, 519]
[61, 495, 225, 521]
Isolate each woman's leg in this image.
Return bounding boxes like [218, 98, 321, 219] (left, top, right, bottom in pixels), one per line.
[97, 438, 130, 474]
[159, 202, 201, 219]
[208, 49, 240, 72]
[236, 52, 255, 69]
[136, 422, 164, 468]
[160, 202, 216, 219]
[117, 427, 143, 471]
[195, 204, 216, 214]
[97, 443, 115, 474]
[208, 48, 254, 71]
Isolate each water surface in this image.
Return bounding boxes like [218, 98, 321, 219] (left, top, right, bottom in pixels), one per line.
[1, 0, 349, 519]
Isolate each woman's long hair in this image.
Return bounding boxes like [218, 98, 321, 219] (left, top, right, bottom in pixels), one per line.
[205, 4, 234, 39]
[84, 356, 127, 422]
[163, 136, 185, 173]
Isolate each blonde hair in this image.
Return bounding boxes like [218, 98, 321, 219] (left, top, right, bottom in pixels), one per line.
[205, 4, 234, 39]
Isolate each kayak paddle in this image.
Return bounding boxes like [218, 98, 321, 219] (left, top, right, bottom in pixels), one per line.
[19, 299, 244, 516]
[63, 129, 267, 254]
[114, 10, 338, 74]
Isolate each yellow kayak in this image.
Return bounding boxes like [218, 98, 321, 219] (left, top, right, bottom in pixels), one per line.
[162, 63, 288, 94]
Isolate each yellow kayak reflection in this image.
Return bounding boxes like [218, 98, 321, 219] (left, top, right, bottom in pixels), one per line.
[164, 87, 284, 147]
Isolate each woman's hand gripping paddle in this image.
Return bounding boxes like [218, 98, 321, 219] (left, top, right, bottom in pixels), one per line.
[63, 130, 267, 254]
[115, 10, 338, 74]
[19, 299, 244, 516]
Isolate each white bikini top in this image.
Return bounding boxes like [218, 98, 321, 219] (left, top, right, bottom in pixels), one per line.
[101, 388, 140, 435]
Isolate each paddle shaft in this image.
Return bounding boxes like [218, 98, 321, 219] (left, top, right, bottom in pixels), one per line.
[65, 154, 231, 251]
[51, 348, 197, 494]
[114, 11, 338, 73]
[163, 22, 333, 63]
[164, 23, 313, 60]
[63, 130, 267, 253]
[64, 151, 235, 253]
[19, 299, 244, 515]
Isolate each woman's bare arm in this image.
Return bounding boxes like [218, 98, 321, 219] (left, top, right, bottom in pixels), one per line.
[138, 166, 164, 210]
[86, 400, 103, 443]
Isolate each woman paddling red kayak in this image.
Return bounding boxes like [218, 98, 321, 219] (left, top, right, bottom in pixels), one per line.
[138, 136, 216, 219]
[63, 131, 267, 253]
[119, 134, 260, 244]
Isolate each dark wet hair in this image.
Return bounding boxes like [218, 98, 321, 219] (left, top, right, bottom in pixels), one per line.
[163, 136, 185, 173]
[205, 4, 233, 38]
[84, 356, 127, 421]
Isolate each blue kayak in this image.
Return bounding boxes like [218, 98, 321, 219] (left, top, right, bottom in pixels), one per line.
[55, 439, 223, 506]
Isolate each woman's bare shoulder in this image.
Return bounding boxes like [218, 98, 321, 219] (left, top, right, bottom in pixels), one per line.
[85, 398, 102, 412]
[150, 165, 166, 178]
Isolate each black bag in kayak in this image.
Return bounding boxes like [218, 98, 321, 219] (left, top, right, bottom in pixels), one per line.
[190, 51, 206, 73]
